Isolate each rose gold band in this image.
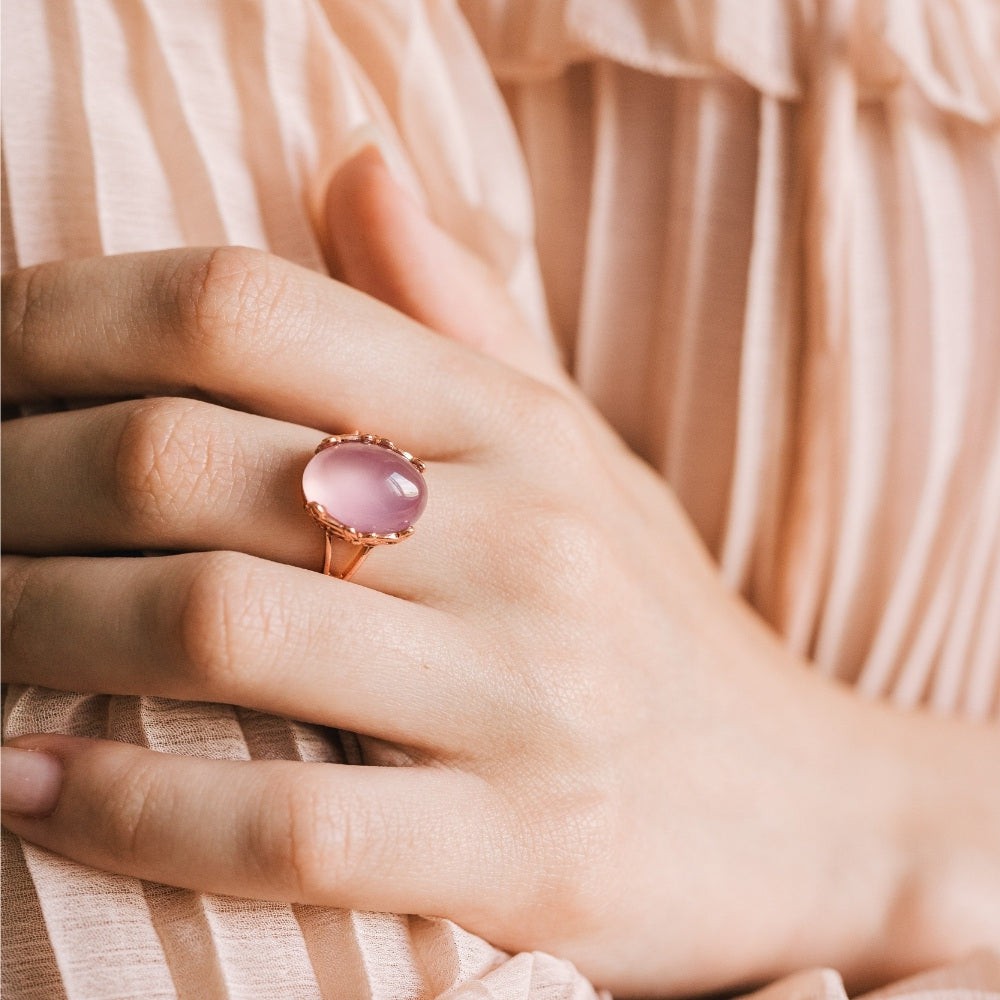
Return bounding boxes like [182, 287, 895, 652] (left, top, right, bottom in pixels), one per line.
[322, 533, 374, 580]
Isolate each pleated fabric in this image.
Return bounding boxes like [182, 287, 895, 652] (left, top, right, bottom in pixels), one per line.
[2, 1, 998, 998]
[471, 0, 1000, 709]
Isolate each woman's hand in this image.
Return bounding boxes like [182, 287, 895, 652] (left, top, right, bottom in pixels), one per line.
[3, 157, 999, 996]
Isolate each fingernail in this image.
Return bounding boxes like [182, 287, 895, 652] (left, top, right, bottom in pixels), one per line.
[1, 747, 63, 817]
[341, 122, 387, 160]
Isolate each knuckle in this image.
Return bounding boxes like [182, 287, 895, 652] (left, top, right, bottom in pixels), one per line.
[535, 504, 604, 577]
[284, 785, 343, 896]
[174, 551, 259, 697]
[2, 264, 49, 379]
[173, 246, 291, 369]
[534, 661, 607, 752]
[110, 397, 212, 531]
[488, 381, 599, 497]
[507, 789, 614, 941]
[1, 558, 37, 657]
[518, 380, 589, 454]
[516, 650, 601, 754]
[266, 781, 387, 899]
[489, 502, 609, 733]
[99, 753, 168, 868]
[517, 501, 606, 607]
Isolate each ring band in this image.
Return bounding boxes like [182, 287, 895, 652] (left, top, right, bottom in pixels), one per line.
[302, 433, 428, 580]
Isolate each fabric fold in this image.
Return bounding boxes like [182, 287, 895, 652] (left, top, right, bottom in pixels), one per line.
[461, 0, 1000, 125]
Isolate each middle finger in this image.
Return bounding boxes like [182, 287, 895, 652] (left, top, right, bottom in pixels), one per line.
[1, 248, 503, 457]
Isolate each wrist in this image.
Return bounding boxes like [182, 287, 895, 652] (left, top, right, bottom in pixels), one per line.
[758, 674, 911, 987]
[887, 710, 1000, 972]
[810, 690, 1000, 989]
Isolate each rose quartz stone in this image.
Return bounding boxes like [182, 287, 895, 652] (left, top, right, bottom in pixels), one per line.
[302, 441, 427, 534]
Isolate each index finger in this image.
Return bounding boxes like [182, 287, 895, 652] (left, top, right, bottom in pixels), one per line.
[1, 247, 504, 454]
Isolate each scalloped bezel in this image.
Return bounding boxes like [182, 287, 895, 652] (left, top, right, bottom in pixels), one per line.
[301, 432, 426, 546]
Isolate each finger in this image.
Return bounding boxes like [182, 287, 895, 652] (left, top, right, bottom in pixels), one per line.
[0, 397, 477, 597]
[2, 553, 480, 749]
[1, 247, 513, 455]
[1, 398, 318, 564]
[1, 735, 497, 915]
[323, 148, 565, 386]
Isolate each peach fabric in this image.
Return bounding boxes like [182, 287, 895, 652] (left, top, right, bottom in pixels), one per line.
[2, 1, 998, 998]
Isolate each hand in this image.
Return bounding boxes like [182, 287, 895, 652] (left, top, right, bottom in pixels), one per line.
[3, 155, 999, 997]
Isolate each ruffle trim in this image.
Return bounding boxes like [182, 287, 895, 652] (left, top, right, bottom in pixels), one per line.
[458, 0, 1000, 125]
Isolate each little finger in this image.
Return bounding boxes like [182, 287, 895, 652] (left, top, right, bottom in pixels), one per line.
[1, 735, 499, 915]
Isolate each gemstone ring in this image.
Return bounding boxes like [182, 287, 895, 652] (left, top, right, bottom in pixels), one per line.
[301, 433, 428, 580]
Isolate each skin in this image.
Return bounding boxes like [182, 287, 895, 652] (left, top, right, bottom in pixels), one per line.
[2, 151, 999, 996]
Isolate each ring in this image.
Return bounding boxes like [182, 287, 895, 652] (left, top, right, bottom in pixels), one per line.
[302, 433, 428, 580]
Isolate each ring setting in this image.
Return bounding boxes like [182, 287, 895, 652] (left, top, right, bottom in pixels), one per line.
[302, 433, 428, 580]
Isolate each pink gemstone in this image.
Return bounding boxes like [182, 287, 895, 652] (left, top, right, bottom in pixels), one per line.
[302, 441, 427, 535]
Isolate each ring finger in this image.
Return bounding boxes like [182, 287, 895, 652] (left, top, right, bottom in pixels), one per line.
[1, 396, 477, 599]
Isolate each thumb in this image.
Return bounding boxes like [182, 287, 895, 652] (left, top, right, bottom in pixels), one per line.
[322, 147, 564, 386]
